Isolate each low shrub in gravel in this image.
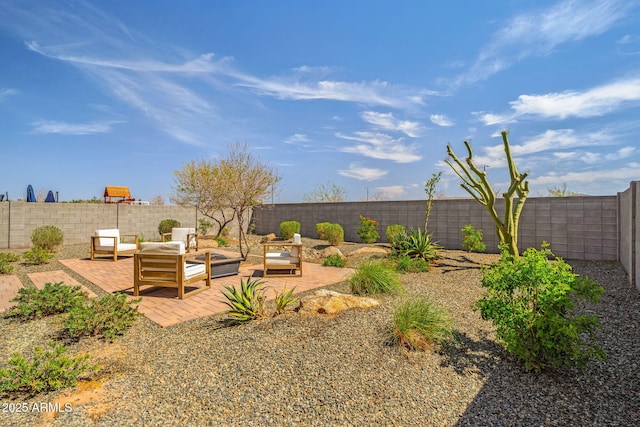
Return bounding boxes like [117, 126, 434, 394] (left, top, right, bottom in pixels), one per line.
[30, 225, 64, 252]
[357, 215, 379, 244]
[476, 244, 606, 372]
[388, 297, 453, 351]
[0, 342, 98, 395]
[64, 294, 141, 341]
[349, 260, 404, 295]
[385, 224, 406, 246]
[0, 259, 14, 274]
[9, 282, 88, 319]
[392, 228, 439, 264]
[22, 247, 54, 265]
[461, 224, 486, 253]
[323, 223, 345, 246]
[221, 277, 267, 325]
[323, 254, 346, 267]
[392, 254, 430, 273]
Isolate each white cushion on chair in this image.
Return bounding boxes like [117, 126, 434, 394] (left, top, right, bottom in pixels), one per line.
[171, 228, 196, 248]
[184, 263, 206, 279]
[139, 241, 186, 255]
[95, 229, 119, 249]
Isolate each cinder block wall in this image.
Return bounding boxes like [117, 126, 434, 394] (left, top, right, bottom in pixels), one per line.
[253, 195, 618, 261]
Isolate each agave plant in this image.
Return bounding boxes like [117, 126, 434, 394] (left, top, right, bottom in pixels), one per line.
[220, 277, 266, 324]
[274, 286, 298, 315]
[392, 228, 440, 263]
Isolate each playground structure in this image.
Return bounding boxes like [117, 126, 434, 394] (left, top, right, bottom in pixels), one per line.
[103, 186, 136, 204]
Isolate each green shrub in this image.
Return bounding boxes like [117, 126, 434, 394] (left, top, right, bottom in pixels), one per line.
[393, 254, 429, 273]
[221, 277, 267, 325]
[315, 222, 332, 240]
[30, 225, 64, 251]
[22, 247, 54, 265]
[64, 294, 141, 340]
[385, 224, 406, 246]
[387, 297, 452, 351]
[158, 219, 181, 237]
[279, 221, 301, 240]
[0, 342, 98, 394]
[476, 244, 606, 372]
[198, 218, 214, 236]
[0, 259, 13, 274]
[214, 236, 228, 247]
[274, 286, 298, 315]
[349, 260, 404, 295]
[392, 228, 439, 263]
[0, 252, 20, 263]
[461, 225, 486, 253]
[9, 282, 88, 319]
[357, 215, 380, 243]
[323, 223, 344, 246]
[323, 253, 346, 268]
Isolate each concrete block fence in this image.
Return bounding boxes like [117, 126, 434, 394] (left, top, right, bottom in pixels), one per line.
[1, 181, 639, 291]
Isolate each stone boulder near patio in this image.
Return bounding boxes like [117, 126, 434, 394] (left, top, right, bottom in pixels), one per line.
[348, 246, 388, 262]
[297, 289, 379, 315]
[322, 246, 345, 260]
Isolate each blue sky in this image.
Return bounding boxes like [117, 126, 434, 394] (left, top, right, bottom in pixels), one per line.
[1, 0, 640, 203]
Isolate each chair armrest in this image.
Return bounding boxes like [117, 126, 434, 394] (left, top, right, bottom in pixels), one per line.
[120, 234, 139, 245]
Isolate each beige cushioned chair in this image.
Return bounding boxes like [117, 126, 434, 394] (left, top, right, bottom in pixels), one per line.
[161, 227, 198, 252]
[90, 229, 139, 261]
[133, 241, 210, 299]
[263, 233, 302, 277]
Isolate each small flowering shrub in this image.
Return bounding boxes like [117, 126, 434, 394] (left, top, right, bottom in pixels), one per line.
[357, 215, 380, 244]
[461, 225, 486, 253]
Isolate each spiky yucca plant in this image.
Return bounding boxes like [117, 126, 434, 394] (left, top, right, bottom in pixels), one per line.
[220, 277, 266, 324]
[393, 228, 440, 263]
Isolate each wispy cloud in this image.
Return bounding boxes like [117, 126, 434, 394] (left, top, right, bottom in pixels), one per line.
[338, 163, 388, 181]
[478, 77, 640, 125]
[430, 114, 454, 127]
[360, 111, 423, 137]
[451, 0, 634, 87]
[553, 146, 636, 164]
[31, 120, 122, 135]
[0, 88, 18, 102]
[284, 133, 310, 145]
[336, 132, 422, 163]
[529, 162, 640, 188]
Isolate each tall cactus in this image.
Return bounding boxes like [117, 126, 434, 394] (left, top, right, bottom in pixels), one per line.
[445, 131, 529, 257]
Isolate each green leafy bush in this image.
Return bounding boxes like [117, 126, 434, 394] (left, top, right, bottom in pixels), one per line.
[357, 215, 380, 243]
[323, 223, 344, 246]
[274, 286, 298, 315]
[0, 342, 98, 394]
[387, 297, 452, 351]
[214, 236, 228, 247]
[476, 244, 606, 372]
[315, 222, 332, 240]
[0, 259, 14, 274]
[349, 260, 404, 295]
[279, 221, 301, 240]
[392, 228, 439, 263]
[461, 224, 486, 253]
[30, 225, 64, 251]
[158, 219, 181, 237]
[221, 277, 267, 325]
[9, 282, 88, 319]
[323, 253, 346, 267]
[0, 252, 20, 263]
[22, 247, 54, 265]
[198, 218, 214, 236]
[393, 254, 429, 273]
[64, 294, 141, 340]
[385, 224, 406, 246]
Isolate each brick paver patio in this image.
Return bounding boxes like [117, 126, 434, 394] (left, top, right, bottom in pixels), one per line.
[0, 275, 23, 313]
[60, 249, 353, 327]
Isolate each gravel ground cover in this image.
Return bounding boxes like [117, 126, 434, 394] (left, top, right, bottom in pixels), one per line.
[0, 241, 639, 427]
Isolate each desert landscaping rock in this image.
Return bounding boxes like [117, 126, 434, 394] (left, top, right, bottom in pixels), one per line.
[296, 289, 379, 315]
[0, 241, 639, 426]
